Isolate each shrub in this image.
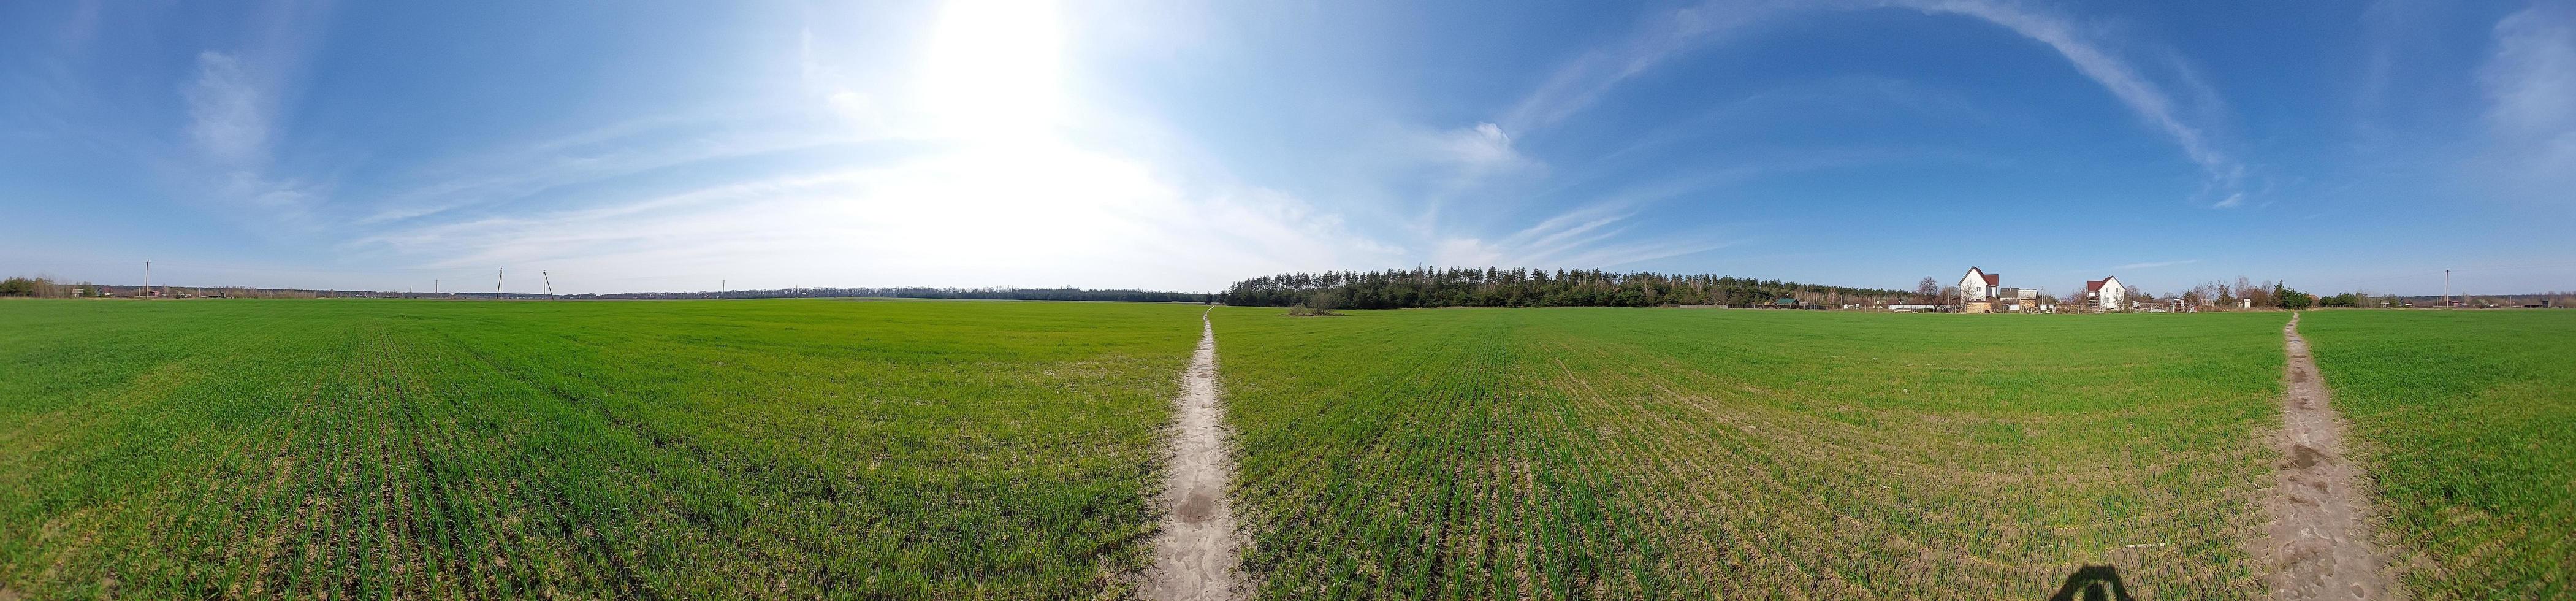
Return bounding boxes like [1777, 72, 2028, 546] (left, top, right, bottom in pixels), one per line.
[1287, 290, 1343, 316]
[1285, 304, 1338, 316]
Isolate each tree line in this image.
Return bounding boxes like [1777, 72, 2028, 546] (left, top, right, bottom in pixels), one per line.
[1222, 267, 1907, 309]
[0, 277, 101, 298]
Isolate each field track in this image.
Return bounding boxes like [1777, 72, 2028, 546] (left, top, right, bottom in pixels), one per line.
[2259, 312, 2397, 600]
[1142, 308, 1247, 600]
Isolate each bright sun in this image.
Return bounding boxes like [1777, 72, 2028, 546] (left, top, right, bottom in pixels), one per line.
[916, 0, 1066, 140]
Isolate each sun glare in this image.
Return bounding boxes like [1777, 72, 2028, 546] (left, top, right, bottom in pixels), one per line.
[917, 0, 1065, 140]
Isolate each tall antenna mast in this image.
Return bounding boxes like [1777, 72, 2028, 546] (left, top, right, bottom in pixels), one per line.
[496, 268, 505, 297]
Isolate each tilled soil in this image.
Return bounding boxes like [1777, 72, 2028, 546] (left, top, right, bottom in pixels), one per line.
[2256, 312, 2399, 600]
[1140, 309, 1247, 601]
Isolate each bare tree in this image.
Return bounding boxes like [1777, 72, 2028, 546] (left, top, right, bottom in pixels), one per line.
[1915, 277, 1941, 302]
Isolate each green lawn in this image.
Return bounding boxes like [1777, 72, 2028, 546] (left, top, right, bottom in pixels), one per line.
[1214, 307, 2289, 599]
[2298, 310, 2575, 599]
[0, 299, 1206, 599]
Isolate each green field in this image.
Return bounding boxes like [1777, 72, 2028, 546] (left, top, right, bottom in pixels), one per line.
[0, 299, 1206, 599]
[6, 300, 2569, 599]
[2298, 310, 2575, 599]
[1216, 307, 2288, 599]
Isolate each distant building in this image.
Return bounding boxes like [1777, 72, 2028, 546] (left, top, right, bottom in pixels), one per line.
[2086, 276, 2129, 312]
[1958, 267, 2001, 301]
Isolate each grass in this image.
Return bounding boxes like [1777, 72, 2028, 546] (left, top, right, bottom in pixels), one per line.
[1213, 307, 2290, 599]
[10, 299, 2563, 599]
[2297, 310, 2575, 599]
[0, 298, 1207, 599]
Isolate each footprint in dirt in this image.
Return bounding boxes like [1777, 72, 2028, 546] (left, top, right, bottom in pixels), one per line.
[2287, 445, 2325, 469]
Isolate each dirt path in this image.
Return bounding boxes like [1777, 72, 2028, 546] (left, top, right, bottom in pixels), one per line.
[2257, 312, 2398, 600]
[1140, 308, 1247, 601]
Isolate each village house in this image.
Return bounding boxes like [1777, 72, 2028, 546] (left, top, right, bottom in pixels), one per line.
[1956, 267, 2049, 312]
[2086, 276, 2128, 312]
[1958, 267, 2000, 301]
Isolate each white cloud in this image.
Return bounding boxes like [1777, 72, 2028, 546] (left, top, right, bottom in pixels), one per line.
[1430, 237, 1507, 267]
[2477, 1, 2576, 204]
[184, 51, 269, 164]
[1499, 0, 2244, 203]
[169, 48, 341, 231]
[59, 0, 104, 45]
[2481, 3, 2576, 133]
[1431, 123, 1531, 173]
[364, 142, 1404, 292]
[352, 120, 847, 225]
[357, 0, 1410, 293]
[1428, 199, 1741, 269]
[1887, 0, 2241, 193]
[1409, 121, 1544, 221]
[1500, 1, 1781, 134]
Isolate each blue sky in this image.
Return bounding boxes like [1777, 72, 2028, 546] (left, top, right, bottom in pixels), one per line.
[3, 0, 2570, 296]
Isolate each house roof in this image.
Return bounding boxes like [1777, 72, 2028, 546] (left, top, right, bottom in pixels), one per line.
[2087, 276, 2121, 291]
[1984, 274, 2001, 285]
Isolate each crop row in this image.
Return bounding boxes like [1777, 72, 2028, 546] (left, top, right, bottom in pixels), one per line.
[2299, 310, 2574, 600]
[1214, 307, 2287, 599]
[0, 299, 1206, 599]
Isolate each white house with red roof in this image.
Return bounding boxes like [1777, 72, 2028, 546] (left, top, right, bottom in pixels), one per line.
[2086, 276, 2129, 311]
[1958, 266, 2000, 301]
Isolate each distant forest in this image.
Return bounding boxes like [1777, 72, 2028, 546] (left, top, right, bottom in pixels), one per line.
[1222, 267, 1908, 308]
[574, 286, 1212, 302]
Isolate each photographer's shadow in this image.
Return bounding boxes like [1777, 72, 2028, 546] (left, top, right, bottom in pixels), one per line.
[2046, 564, 2136, 601]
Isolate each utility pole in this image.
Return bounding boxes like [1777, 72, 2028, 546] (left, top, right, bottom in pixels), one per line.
[143, 260, 150, 299]
[2444, 269, 2450, 307]
[496, 268, 505, 297]
[435, 279, 440, 294]
[541, 270, 553, 297]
